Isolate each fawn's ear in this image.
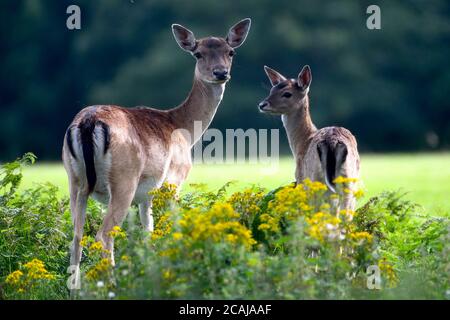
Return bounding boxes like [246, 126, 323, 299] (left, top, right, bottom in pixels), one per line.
[297, 65, 312, 90]
[172, 24, 197, 52]
[226, 18, 251, 48]
[264, 66, 287, 86]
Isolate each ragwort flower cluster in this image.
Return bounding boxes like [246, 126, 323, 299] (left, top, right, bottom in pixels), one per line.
[5, 259, 56, 293]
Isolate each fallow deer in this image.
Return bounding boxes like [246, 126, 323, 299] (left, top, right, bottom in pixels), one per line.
[62, 19, 251, 269]
[258, 65, 360, 209]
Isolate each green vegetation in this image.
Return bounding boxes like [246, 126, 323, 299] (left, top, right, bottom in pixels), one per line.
[1, 154, 449, 299]
[20, 153, 450, 214]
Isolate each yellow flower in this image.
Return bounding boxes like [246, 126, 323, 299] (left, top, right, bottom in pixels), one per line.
[378, 258, 398, 288]
[261, 180, 331, 235]
[85, 258, 113, 281]
[353, 189, 364, 199]
[172, 232, 183, 240]
[227, 188, 265, 217]
[349, 231, 373, 244]
[303, 178, 328, 192]
[23, 259, 56, 281]
[5, 259, 56, 292]
[5, 270, 23, 285]
[80, 235, 90, 247]
[170, 202, 256, 251]
[152, 212, 173, 241]
[305, 212, 341, 242]
[333, 176, 358, 184]
[108, 225, 126, 239]
[339, 209, 355, 222]
[226, 234, 238, 243]
[150, 182, 178, 213]
[89, 241, 104, 252]
[23, 258, 45, 270]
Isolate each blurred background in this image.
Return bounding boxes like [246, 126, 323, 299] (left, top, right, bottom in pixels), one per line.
[1, 0, 450, 161]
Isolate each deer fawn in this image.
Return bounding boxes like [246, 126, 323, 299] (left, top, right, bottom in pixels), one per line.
[258, 65, 360, 210]
[62, 19, 251, 270]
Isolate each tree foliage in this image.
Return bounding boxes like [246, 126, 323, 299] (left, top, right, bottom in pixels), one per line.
[1, 0, 449, 160]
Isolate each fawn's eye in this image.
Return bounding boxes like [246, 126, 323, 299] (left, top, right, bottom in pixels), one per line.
[282, 92, 292, 98]
[229, 50, 235, 57]
[193, 52, 202, 59]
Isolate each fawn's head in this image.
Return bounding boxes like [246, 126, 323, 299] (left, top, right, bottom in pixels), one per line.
[258, 65, 312, 115]
[172, 19, 251, 84]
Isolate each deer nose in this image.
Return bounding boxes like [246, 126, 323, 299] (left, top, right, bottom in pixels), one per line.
[258, 101, 269, 111]
[213, 68, 229, 80]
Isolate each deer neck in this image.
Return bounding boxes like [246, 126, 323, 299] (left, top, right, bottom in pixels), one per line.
[170, 77, 225, 146]
[281, 96, 317, 160]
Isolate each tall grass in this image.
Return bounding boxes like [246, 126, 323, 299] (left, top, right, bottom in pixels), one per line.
[1, 154, 449, 299]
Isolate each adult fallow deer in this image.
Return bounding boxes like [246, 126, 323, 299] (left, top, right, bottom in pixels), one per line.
[258, 65, 360, 210]
[62, 19, 251, 269]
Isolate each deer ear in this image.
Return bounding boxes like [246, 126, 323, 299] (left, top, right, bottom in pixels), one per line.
[226, 18, 251, 48]
[297, 65, 312, 90]
[264, 66, 287, 86]
[172, 24, 197, 52]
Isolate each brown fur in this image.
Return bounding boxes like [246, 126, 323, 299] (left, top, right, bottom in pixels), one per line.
[62, 19, 251, 281]
[260, 65, 360, 210]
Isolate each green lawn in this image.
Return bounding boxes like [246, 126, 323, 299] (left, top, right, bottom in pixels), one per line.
[21, 153, 450, 215]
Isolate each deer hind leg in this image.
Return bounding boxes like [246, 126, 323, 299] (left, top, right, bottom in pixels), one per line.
[96, 179, 138, 265]
[342, 193, 356, 211]
[69, 181, 88, 269]
[342, 181, 357, 211]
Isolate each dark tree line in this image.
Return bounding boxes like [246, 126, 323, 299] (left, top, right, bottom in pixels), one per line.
[1, 0, 449, 160]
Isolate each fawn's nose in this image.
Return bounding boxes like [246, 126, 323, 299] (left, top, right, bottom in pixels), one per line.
[213, 68, 229, 81]
[258, 101, 269, 111]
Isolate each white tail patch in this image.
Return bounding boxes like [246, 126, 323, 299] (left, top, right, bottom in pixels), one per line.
[68, 127, 86, 181]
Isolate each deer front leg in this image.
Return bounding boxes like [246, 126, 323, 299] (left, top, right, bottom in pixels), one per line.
[139, 199, 154, 233]
[165, 158, 191, 194]
[96, 179, 138, 265]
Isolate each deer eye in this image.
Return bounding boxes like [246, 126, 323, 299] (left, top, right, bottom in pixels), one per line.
[229, 50, 235, 57]
[193, 52, 202, 59]
[282, 92, 292, 98]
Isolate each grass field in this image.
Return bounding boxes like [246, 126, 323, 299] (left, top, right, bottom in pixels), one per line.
[20, 153, 450, 215]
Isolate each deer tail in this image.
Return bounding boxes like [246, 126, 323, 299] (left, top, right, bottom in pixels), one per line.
[317, 141, 348, 193]
[65, 110, 110, 194]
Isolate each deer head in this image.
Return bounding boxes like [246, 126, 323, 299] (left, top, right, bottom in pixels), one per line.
[172, 18, 251, 84]
[258, 65, 312, 114]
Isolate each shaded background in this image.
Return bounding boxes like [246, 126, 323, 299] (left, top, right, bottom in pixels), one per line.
[1, 0, 449, 161]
